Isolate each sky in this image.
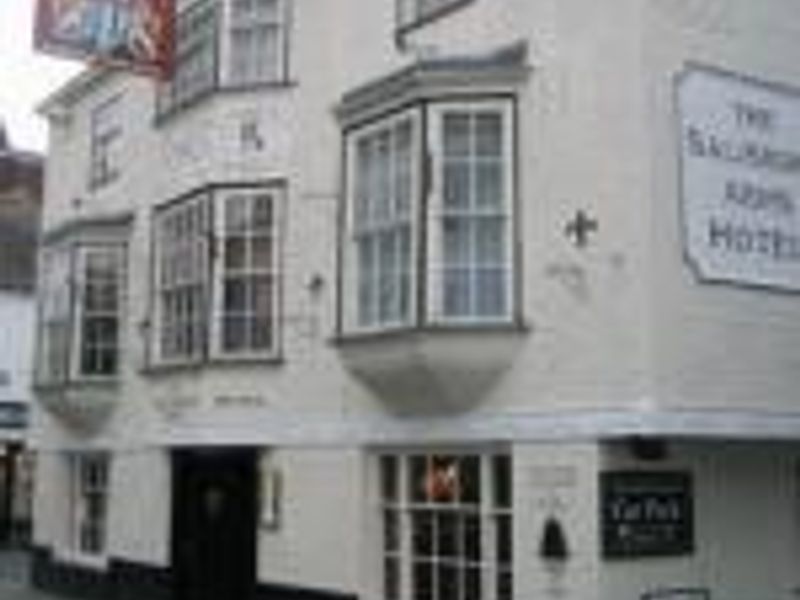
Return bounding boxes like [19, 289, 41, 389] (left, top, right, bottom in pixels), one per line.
[0, 0, 81, 152]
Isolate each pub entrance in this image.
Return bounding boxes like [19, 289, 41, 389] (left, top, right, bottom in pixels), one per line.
[171, 448, 258, 600]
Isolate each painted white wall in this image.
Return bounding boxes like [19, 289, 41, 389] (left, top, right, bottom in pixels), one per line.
[0, 292, 35, 407]
[640, 0, 800, 415]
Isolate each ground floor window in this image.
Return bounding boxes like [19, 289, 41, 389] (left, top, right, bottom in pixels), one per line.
[379, 451, 512, 600]
[70, 454, 110, 556]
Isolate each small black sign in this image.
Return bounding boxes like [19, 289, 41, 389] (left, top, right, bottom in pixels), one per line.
[601, 471, 694, 558]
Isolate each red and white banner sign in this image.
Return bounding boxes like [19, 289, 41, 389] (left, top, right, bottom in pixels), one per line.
[34, 0, 174, 77]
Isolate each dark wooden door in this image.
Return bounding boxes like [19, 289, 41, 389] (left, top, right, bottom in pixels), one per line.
[171, 449, 257, 600]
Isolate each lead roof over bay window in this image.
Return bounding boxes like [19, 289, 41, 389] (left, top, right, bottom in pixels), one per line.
[336, 44, 528, 336]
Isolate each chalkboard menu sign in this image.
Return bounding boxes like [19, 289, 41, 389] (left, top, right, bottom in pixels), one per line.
[601, 471, 694, 558]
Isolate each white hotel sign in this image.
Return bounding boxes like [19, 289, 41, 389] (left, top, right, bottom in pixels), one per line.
[678, 66, 800, 291]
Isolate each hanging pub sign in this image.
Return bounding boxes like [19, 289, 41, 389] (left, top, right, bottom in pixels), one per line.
[34, 0, 174, 76]
[601, 471, 694, 558]
[678, 64, 800, 291]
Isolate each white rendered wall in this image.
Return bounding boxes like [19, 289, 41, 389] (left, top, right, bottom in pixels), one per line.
[0, 292, 35, 407]
[641, 0, 800, 416]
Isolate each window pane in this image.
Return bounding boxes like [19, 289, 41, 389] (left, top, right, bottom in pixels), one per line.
[378, 231, 398, 322]
[251, 276, 273, 318]
[253, 195, 273, 230]
[223, 316, 246, 351]
[459, 456, 480, 505]
[492, 455, 511, 509]
[384, 509, 399, 552]
[443, 217, 471, 266]
[443, 162, 471, 211]
[474, 162, 503, 210]
[380, 455, 398, 502]
[224, 278, 247, 312]
[475, 112, 502, 158]
[251, 317, 273, 350]
[437, 511, 459, 558]
[395, 121, 413, 217]
[497, 571, 512, 600]
[465, 567, 482, 600]
[438, 563, 460, 600]
[464, 513, 481, 562]
[412, 510, 434, 556]
[375, 130, 392, 224]
[475, 268, 506, 317]
[385, 557, 400, 600]
[496, 514, 512, 565]
[410, 456, 427, 503]
[443, 113, 470, 157]
[475, 217, 504, 265]
[251, 236, 273, 270]
[413, 561, 433, 600]
[443, 268, 470, 317]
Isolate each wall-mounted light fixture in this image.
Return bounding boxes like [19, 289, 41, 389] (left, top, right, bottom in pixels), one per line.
[539, 516, 569, 562]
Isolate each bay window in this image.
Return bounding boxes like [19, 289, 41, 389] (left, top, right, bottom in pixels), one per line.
[342, 99, 515, 334]
[379, 451, 513, 600]
[157, 0, 289, 117]
[152, 184, 282, 365]
[36, 243, 126, 385]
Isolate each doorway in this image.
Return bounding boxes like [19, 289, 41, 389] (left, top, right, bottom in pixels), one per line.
[171, 448, 258, 600]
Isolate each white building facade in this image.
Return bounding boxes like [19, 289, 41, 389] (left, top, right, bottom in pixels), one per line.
[31, 1, 800, 600]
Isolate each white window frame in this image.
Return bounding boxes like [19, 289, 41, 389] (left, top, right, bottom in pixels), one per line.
[89, 95, 123, 189]
[210, 186, 282, 359]
[225, 0, 288, 86]
[71, 244, 126, 380]
[426, 100, 515, 325]
[153, 193, 212, 365]
[69, 453, 110, 558]
[344, 109, 422, 333]
[377, 450, 513, 600]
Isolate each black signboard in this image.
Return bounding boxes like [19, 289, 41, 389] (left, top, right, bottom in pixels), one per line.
[601, 471, 694, 558]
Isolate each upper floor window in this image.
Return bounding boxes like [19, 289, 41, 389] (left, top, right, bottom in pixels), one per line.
[228, 0, 287, 86]
[158, 0, 219, 114]
[89, 96, 123, 189]
[36, 242, 127, 385]
[152, 184, 282, 365]
[342, 98, 515, 334]
[351, 114, 418, 330]
[396, 0, 473, 32]
[157, 0, 289, 118]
